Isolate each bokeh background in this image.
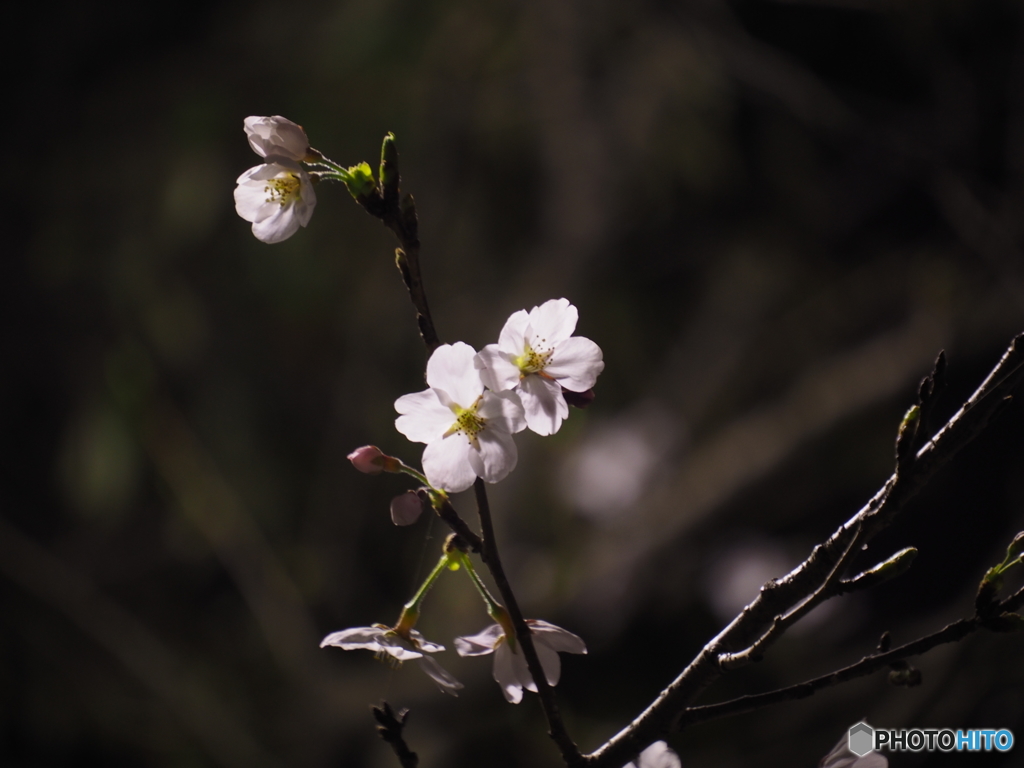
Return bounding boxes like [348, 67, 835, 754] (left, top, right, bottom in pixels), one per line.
[6, 0, 1024, 766]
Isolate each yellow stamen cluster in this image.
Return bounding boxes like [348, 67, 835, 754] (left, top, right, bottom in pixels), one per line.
[263, 174, 301, 207]
[444, 398, 487, 447]
[514, 340, 553, 375]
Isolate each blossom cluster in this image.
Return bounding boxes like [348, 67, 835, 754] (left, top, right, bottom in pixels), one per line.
[321, 617, 587, 705]
[396, 298, 604, 492]
[234, 116, 317, 243]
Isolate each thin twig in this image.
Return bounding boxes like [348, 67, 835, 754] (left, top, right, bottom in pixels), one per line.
[372, 702, 419, 768]
[473, 479, 585, 767]
[682, 584, 1024, 727]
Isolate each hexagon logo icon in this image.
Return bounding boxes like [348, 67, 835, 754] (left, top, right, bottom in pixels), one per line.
[848, 722, 875, 757]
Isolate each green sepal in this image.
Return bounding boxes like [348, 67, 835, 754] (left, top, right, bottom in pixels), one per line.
[343, 162, 377, 201]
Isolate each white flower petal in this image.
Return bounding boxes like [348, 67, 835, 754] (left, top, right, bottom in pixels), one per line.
[469, 422, 519, 484]
[544, 336, 605, 391]
[426, 343, 483, 407]
[395, 389, 455, 443]
[526, 298, 578, 346]
[477, 390, 526, 434]
[422, 435, 477, 492]
[475, 344, 521, 392]
[518, 374, 568, 436]
[319, 626, 385, 649]
[415, 656, 464, 695]
[511, 644, 537, 693]
[251, 204, 303, 244]
[497, 310, 530, 355]
[454, 625, 504, 656]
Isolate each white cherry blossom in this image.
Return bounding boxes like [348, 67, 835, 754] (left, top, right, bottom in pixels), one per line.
[320, 624, 463, 695]
[243, 115, 310, 161]
[624, 741, 681, 768]
[234, 159, 316, 243]
[476, 298, 604, 436]
[454, 619, 586, 704]
[395, 342, 526, 492]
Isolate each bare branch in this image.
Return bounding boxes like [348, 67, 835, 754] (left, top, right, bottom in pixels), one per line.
[584, 335, 1024, 768]
[682, 584, 1024, 727]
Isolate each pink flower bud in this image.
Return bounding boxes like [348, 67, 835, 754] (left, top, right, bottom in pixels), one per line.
[390, 491, 425, 526]
[348, 445, 389, 474]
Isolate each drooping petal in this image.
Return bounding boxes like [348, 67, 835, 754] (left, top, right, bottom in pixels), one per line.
[526, 299, 578, 347]
[244, 115, 310, 161]
[422, 435, 476, 492]
[454, 624, 504, 656]
[497, 309, 530, 355]
[510, 645, 537, 693]
[518, 374, 568, 436]
[528, 620, 588, 655]
[415, 656, 464, 695]
[426, 343, 483, 408]
[468, 422, 518, 484]
[543, 336, 605, 391]
[475, 344, 521, 392]
[534, 639, 562, 686]
[395, 389, 455, 443]
[492, 643, 524, 704]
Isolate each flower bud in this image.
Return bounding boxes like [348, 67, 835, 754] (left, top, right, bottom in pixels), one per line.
[347, 445, 401, 474]
[390, 491, 425, 526]
[243, 116, 310, 162]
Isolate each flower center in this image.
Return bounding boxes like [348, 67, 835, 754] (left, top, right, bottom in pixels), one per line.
[443, 398, 486, 447]
[514, 341, 552, 375]
[264, 174, 301, 207]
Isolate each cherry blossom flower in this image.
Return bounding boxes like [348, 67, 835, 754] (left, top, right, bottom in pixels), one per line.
[476, 298, 604, 436]
[624, 741, 681, 768]
[320, 624, 463, 695]
[454, 619, 586, 704]
[243, 115, 311, 161]
[395, 342, 526, 492]
[234, 159, 316, 243]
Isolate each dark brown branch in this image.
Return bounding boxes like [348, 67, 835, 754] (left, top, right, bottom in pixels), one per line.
[372, 702, 418, 768]
[584, 335, 1024, 768]
[473, 479, 585, 768]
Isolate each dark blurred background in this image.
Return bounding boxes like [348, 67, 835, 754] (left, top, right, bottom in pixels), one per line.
[5, 0, 1024, 766]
